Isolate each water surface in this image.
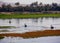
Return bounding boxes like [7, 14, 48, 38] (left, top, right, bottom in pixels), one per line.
[0, 36, 60, 43]
[0, 18, 60, 33]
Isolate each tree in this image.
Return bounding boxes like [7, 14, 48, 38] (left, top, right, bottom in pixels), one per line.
[38, 2, 44, 12]
[44, 4, 51, 11]
[30, 1, 38, 7]
[6, 4, 12, 12]
[51, 3, 58, 11]
[15, 2, 20, 6]
[1, 4, 7, 12]
[39, 2, 43, 6]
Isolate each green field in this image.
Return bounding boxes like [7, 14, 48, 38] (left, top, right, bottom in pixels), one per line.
[0, 13, 60, 19]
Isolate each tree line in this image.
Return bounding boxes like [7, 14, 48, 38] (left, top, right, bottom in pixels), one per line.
[0, 2, 60, 12]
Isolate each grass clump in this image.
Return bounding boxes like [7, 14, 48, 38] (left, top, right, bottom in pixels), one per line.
[0, 36, 4, 39]
[0, 26, 15, 28]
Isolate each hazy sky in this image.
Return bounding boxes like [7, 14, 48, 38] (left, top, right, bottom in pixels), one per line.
[0, 0, 60, 4]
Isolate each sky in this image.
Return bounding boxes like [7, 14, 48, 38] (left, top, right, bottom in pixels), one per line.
[0, 0, 60, 4]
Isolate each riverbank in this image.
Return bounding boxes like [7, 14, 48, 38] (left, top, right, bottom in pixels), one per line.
[0, 30, 60, 38]
[0, 13, 60, 19]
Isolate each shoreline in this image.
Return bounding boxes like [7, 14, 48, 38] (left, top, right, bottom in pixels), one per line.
[0, 30, 60, 38]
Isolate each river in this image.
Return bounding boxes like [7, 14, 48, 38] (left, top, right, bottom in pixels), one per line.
[0, 18, 60, 33]
[0, 36, 60, 43]
[0, 18, 60, 43]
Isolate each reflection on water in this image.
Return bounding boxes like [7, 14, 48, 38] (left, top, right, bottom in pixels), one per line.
[0, 36, 60, 43]
[0, 18, 60, 33]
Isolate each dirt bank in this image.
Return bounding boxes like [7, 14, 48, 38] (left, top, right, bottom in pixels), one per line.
[0, 30, 60, 38]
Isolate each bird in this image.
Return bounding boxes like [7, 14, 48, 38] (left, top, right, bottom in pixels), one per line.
[9, 20, 11, 24]
[51, 25, 54, 29]
[24, 24, 27, 27]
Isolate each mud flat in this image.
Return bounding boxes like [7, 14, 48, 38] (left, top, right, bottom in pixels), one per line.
[0, 30, 60, 38]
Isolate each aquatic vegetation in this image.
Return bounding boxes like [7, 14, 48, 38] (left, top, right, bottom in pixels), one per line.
[0, 36, 4, 39]
[0, 26, 16, 28]
[0, 30, 9, 32]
